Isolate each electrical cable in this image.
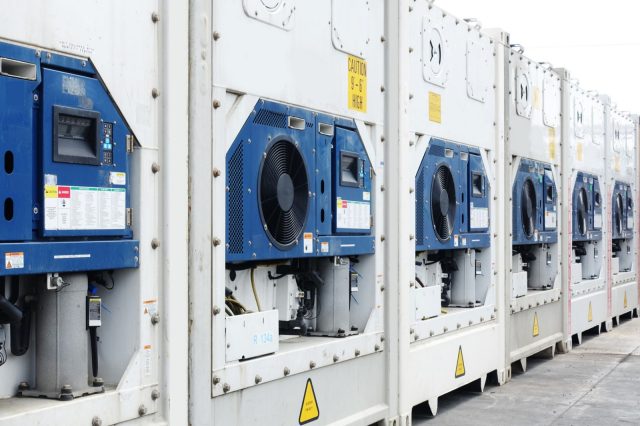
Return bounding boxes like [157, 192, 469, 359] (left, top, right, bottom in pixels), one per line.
[250, 268, 262, 312]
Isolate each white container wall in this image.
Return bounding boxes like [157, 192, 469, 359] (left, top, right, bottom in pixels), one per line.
[557, 72, 612, 345]
[0, 2, 188, 425]
[494, 32, 569, 375]
[188, 1, 389, 424]
[602, 98, 638, 323]
[399, 4, 506, 418]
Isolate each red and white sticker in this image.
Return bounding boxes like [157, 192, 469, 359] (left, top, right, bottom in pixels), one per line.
[303, 233, 313, 254]
[4, 252, 24, 270]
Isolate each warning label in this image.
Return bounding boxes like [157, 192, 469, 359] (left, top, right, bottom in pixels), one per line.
[336, 198, 370, 230]
[429, 91, 442, 123]
[455, 346, 465, 378]
[347, 56, 367, 113]
[545, 211, 557, 229]
[533, 312, 540, 337]
[4, 252, 24, 270]
[303, 232, 314, 254]
[588, 302, 593, 322]
[44, 185, 126, 231]
[470, 206, 489, 229]
[299, 379, 320, 425]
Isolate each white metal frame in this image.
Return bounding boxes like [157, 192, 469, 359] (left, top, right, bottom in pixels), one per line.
[0, 1, 189, 425]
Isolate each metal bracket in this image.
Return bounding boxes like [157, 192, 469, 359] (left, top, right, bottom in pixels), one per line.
[46, 273, 65, 290]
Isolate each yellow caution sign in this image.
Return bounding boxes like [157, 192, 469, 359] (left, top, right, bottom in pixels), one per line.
[299, 379, 319, 425]
[588, 302, 593, 322]
[428, 91, 442, 123]
[533, 312, 540, 337]
[624, 291, 628, 309]
[347, 56, 367, 113]
[455, 346, 465, 378]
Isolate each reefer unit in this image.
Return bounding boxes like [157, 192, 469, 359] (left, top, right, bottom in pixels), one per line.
[189, 1, 388, 425]
[401, 4, 504, 418]
[558, 72, 610, 346]
[496, 36, 566, 374]
[0, 0, 179, 422]
[602, 97, 637, 323]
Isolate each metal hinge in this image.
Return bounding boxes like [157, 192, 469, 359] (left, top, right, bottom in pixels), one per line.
[126, 134, 136, 153]
[126, 208, 133, 227]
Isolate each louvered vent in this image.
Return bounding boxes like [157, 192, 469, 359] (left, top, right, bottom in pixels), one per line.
[228, 143, 244, 253]
[253, 109, 287, 128]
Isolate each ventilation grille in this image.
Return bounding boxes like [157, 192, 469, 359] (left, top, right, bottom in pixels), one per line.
[416, 168, 425, 245]
[253, 109, 287, 128]
[228, 143, 244, 253]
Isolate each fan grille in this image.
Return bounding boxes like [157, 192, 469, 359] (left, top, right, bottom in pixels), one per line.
[228, 144, 244, 253]
[259, 139, 309, 248]
[521, 178, 536, 238]
[577, 187, 588, 236]
[416, 169, 425, 245]
[430, 165, 456, 241]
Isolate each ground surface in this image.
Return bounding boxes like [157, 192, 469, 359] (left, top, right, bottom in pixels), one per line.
[413, 316, 640, 425]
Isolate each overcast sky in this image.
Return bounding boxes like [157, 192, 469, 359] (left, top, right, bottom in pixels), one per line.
[439, 0, 640, 113]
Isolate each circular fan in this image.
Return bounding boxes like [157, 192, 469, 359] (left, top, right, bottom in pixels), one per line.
[576, 187, 588, 236]
[430, 164, 456, 241]
[521, 178, 536, 238]
[614, 193, 623, 236]
[258, 138, 309, 249]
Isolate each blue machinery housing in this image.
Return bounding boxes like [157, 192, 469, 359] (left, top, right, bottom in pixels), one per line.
[226, 99, 374, 263]
[0, 41, 138, 275]
[415, 138, 491, 252]
[572, 172, 603, 243]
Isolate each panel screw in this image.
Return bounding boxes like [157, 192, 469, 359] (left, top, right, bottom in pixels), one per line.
[212, 237, 221, 247]
[151, 389, 160, 400]
[222, 383, 230, 393]
[33, 207, 39, 214]
[213, 168, 221, 178]
[213, 100, 221, 109]
[92, 417, 103, 426]
[309, 361, 316, 369]
[212, 376, 220, 385]
[212, 306, 221, 315]
[138, 405, 147, 416]
[255, 375, 262, 384]
[151, 238, 160, 249]
[213, 31, 221, 41]
[151, 88, 160, 98]
[283, 367, 290, 376]
[151, 313, 160, 325]
[151, 12, 160, 23]
[151, 162, 161, 173]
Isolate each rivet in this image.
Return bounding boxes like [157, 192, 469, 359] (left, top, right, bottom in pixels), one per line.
[284, 367, 290, 376]
[151, 12, 160, 23]
[92, 417, 103, 426]
[213, 237, 221, 247]
[375, 344, 380, 351]
[380, 85, 385, 92]
[151, 88, 160, 98]
[151, 389, 160, 400]
[255, 375, 262, 384]
[151, 313, 160, 325]
[213, 31, 221, 41]
[212, 376, 220, 385]
[222, 383, 230, 393]
[213, 100, 221, 109]
[212, 306, 221, 315]
[138, 405, 147, 416]
[151, 162, 161, 173]
[333, 354, 339, 362]
[355, 349, 361, 356]
[213, 168, 221, 178]
[151, 238, 160, 249]
[309, 361, 316, 369]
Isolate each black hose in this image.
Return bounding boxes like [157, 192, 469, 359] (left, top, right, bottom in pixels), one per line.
[89, 327, 99, 378]
[10, 302, 31, 356]
[0, 293, 22, 323]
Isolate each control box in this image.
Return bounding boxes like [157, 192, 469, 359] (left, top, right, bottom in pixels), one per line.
[0, 41, 138, 275]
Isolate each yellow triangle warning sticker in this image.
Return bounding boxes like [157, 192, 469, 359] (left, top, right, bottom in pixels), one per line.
[299, 379, 319, 425]
[588, 302, 593, 322]
[455, 346, 465, 378]
[533, 312, 540, 337]
[5, 261, 10, 269]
